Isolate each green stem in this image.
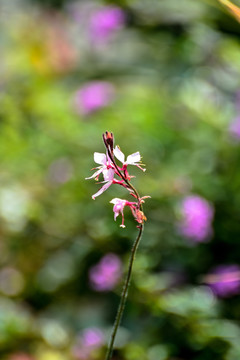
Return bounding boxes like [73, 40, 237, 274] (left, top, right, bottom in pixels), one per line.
[105, 224, 144, 360]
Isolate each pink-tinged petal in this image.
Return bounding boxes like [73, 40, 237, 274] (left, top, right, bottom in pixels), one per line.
[92, 181, 112, 199]
[85, 168, 103, 180]
[113, 146, 125, 163]
[103, 168, 115, 181]
[110, 198, 121, 205]
[113, 210, 119, 221]
[110, 198, 127, 223]
[94, 152, 106, 165]
[126, 152, 141, 164]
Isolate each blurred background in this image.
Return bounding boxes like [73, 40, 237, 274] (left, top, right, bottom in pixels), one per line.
[1, 0, 240, 359]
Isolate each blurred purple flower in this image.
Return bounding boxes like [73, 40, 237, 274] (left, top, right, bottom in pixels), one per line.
[205, 265, 240, 297]
[179, 195, 214, 242]
[82, 327, 104, 348]
[72, 327, 104, 360]
[229, 116, 240, 140]
[74, 81, 115, 115]
[48, 157, 73, 184]
[89, 253, 122, 291]
[90, 6, 125, 45]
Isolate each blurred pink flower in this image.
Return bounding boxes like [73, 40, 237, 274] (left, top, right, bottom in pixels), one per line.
[205, 265, 240, 297]
[81, 327, 104, 348]
[74, 81, 115, 115]
[179, 195, 214, 242]
[9, 354, 35, 360]
[73, 327, 104, 360]
[229, 116, 240, 140]
[89, 253, 122, 291]
[90, 6, 125, 45]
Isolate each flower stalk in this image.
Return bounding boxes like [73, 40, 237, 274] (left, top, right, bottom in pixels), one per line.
[86, 131, 149, 359]
[105, 224, 143, 360]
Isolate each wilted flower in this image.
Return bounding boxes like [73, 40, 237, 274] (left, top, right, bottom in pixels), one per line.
[90, 6, 125, 45]
[72, 327, 104, 360]
[179, 195, 214, 242]
[229, 116, 240, 140]
[89, 253, 122, 291]
[205, 265, 240, 297]
[74, 81, 115, 115]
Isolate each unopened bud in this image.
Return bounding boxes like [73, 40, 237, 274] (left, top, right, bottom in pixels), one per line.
[103, 131, 114, 152]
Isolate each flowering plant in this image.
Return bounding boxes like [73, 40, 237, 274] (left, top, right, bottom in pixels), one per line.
[86, 131, 149, 359]
[86, 131, 149, 228]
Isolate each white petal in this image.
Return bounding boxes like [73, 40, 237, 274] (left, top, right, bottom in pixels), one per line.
[92, 181, 112, 199]
[113, 146, 125, 163]
[85, 168, 102, 180]
[126, 152, 141, 164]
[103, 168, 115, 181]
[110, 198, 121, 204]
[94, 152, 106, 165]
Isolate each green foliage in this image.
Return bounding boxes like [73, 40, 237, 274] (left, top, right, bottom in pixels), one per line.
[1, 0, 240, 359]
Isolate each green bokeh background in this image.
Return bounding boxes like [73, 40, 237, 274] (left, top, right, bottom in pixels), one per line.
[1, 0, 240, 359]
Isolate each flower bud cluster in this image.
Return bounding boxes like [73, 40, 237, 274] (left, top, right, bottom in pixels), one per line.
[86, 131, 149, 227]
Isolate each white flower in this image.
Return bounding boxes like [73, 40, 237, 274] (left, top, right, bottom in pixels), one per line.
[86, 152, 115, 199]
[85, 152, 114, 181]
[113, 146, 145, 171]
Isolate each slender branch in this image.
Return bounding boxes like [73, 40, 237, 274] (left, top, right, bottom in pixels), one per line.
[105, 224, 144, 360]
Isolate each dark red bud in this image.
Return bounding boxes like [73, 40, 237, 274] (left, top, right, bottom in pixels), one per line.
[103, 131, 114, 152]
